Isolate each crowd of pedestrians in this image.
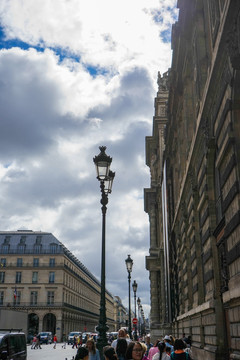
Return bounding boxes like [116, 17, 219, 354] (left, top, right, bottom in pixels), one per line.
[30, 327, 192, 360]
[73, 328, 192, 360]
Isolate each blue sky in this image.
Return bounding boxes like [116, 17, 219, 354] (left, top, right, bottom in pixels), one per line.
[0, 0, 178, 317]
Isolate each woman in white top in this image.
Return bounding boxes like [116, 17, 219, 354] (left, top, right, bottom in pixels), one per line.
[152, 342, 170, 360]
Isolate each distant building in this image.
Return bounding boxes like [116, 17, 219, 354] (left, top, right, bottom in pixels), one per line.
[114, 296, 128, 330]
[0, 230, 115, 340]
[145, 1, 240, 359]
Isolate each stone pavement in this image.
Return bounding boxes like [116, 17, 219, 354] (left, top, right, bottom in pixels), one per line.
[27, 343, 78, 360]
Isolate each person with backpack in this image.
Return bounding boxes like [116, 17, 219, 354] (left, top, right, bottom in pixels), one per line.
[170, 339, 192, 360]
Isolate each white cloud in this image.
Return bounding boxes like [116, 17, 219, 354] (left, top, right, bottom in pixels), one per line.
[0, 0, 178, 318]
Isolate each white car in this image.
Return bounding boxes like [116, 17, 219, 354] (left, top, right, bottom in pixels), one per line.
[67, 331, 81, 345]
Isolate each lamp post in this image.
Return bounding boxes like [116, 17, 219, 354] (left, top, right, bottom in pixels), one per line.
[125, 254, 133, 339]
[132, 280, 138, 340]
[93, 146, 115, 358]
[137, 297, 141, 337]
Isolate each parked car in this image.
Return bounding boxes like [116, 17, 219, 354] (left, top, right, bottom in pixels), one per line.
[38, 331, 52, 344]
[0, 331, 26, 360]
[67, 331, 81, 345]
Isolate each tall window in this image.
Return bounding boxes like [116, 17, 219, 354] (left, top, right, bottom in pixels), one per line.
[47, 291, 54, 305]
[14, 291, 21, 305]
[50, 244, 57, 254]
[34, 244, 41, 253]
[49, 272, 55, 283]
[17, 258, 23, 267]
[2, 245, 9, 254]
[33, 258, 39, 267]
[0, 291, 3, 305]
[0, 272, 5, 283]
[32, 272, 38, 284]
[18, 237, 26, 254]
[0, 259, 6, 267]
[30, 291, 38, 305]
[49, 258, 55, 267]
[16, 272, 22, 283]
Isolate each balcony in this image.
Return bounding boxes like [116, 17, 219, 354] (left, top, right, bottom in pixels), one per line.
[0, 302, 64, 307]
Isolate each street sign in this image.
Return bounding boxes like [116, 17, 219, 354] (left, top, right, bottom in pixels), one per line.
[132, 318, 138, 324]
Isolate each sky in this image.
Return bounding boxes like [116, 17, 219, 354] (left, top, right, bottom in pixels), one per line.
[0, 0, 178, 319]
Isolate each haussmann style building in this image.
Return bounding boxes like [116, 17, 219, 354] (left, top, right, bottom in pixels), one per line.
[145, 1, 240, 359]
[0, 230, 117, 340]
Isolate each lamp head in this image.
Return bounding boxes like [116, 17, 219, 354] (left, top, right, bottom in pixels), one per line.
[104, 170, 115, 194]
[132, 280, 138, 293]
[125, 254, 133, 273]
[93, 146, 112, 181]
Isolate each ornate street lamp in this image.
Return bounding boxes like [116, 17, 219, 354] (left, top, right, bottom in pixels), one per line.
[93, 146, 115, 358]
[132, 280, 138, 340]
[125, 254, 133, 339]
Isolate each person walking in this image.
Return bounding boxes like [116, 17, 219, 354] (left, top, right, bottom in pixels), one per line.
[163, 336, 173, 353]
[86, 338, 100, 360]
[75, 346, 89, 360]
[112, 329, 131, 350]
[145, 336, 153, 357]
[141, 343, 149, 360]
[73, 335, 78, 349]
[116, 338, 128, 360]
[35, 333, 42, 349]
[170, 339, 192, 360]
[148, 340, 160, 360]
[31, 335, 37, 349]
[53, 334, 57, 349]
[125, 341, 144, 360]
[152, 342, 169, 360]
[62, 333, 67, 349]
[104, 347, 118, 360]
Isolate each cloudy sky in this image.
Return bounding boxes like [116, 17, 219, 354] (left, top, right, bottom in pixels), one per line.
[0, 0, 178, 318]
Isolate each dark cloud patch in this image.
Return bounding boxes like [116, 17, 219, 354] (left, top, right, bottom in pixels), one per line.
[88, 66, 154, 123]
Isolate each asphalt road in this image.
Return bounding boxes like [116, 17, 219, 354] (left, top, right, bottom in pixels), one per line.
[27, 343, 78, 360]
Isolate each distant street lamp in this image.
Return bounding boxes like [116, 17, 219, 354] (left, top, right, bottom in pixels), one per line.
[93, 146, 115, 358]
[137, 297, 141, 337]
[125, 254, 133, 339]
[132, 280, 138, 340]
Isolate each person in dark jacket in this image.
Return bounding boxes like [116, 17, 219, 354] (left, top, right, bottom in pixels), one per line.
[116, 338, 128, 360]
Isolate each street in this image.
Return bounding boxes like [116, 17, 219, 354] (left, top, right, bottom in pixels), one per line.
[27, 343, 78, 360]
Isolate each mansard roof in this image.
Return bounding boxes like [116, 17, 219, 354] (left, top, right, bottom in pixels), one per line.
[0, 230, 103, 290]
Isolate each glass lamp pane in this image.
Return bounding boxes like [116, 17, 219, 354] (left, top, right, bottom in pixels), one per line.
[96, 161, 110, 180]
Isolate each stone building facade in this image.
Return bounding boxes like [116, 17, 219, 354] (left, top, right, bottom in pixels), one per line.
[0, 230, 116, 340]
[145, 1, 240, 359]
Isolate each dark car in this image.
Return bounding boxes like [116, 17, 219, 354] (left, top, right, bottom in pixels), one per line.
[0, 332, 26, 360]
